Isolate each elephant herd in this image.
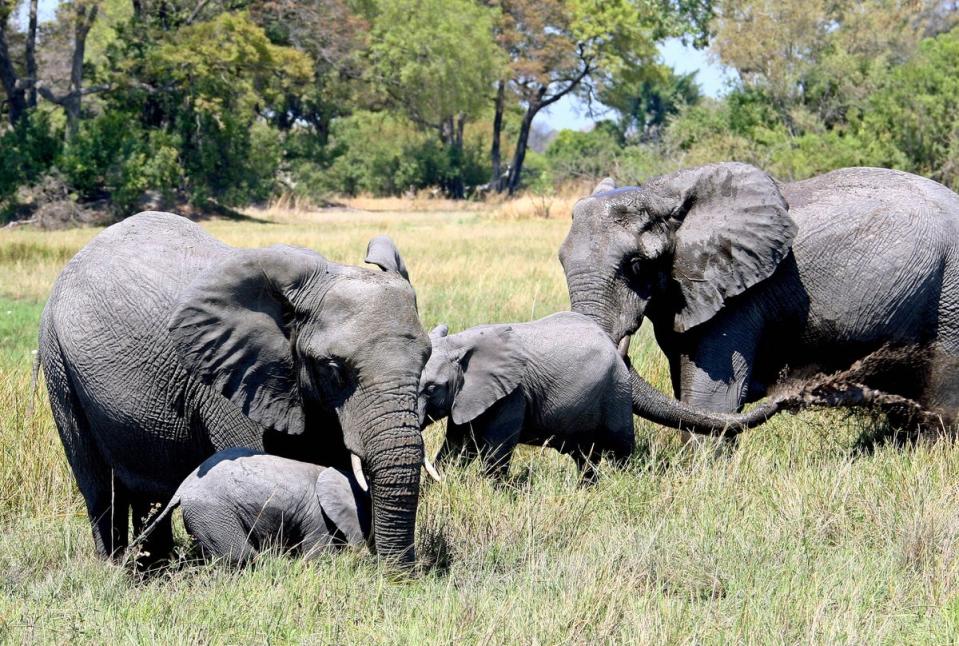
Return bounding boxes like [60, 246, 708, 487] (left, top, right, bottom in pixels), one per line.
[37, 161, 959, 567]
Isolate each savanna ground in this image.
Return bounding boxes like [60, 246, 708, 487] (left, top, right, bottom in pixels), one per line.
[1, 204, 959, 644]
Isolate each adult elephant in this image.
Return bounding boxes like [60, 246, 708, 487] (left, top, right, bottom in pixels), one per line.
[40, 211, 431, 564]
[560, 163, 959, 429]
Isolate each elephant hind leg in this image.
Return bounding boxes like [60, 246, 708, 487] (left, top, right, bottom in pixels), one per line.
[182, 503, 257, 567]
[570, 444, 599, 485]
[42, 339, 130, 559]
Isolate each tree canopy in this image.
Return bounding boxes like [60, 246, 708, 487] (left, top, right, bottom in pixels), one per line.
[2, 0, 959, 222]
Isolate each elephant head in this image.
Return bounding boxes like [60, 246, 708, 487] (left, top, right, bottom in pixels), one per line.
[559, 162, 797, 432]
[168, 236, 430, 564]
[417, 324, 525, 429]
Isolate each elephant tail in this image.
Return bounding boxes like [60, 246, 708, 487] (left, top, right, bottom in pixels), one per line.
[629, 365, 780, 436]
[130, 480, 189, 553]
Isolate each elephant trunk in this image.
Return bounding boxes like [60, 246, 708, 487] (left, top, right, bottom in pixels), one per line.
[360, 405, 423, 566]
[628, 365, 780, 435]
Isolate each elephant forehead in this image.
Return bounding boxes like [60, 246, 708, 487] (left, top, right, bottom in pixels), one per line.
[564, 215, 636, 265]
[323, 276, 419, 323]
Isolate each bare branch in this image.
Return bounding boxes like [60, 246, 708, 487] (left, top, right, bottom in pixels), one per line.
[186, 0, 211, 25]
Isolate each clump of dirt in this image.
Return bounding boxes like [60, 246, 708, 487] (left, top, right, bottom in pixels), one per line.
[771, 346, 949, 432]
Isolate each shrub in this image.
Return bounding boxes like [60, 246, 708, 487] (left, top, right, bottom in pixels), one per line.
[320, 111, 487, 196]
[0, 112, 62, 210]
[544, 126, 622, 185]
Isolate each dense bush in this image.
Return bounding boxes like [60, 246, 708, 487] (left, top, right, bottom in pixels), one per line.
[0, 113, 62, 209]
[865, 29, 959, 189]
[321, 112, 487, 196]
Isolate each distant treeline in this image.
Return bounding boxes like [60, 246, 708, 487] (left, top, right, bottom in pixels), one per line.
[1, 1, 958, 221]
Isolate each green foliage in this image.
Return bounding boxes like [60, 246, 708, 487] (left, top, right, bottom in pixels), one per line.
[543, 125, 623, 184]
[601, 64, 702, 142]
[58, 113, 184, 215]
[865, 29, 959, 189]
[367, 0, 502, 128]
[0, 112, 61, 206]
[321, 111, 487, 196]
[6, 0, 959, 215]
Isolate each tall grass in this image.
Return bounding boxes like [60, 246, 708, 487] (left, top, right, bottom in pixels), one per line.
[0, 207, 958, 642]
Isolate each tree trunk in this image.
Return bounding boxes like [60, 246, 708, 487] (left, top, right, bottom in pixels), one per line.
[0, 14, 26, 126]
[64, 3, 99, 139]
[490, 79, 505, 190]
[26, 0, 38, 108]
[506, 105, 537, 195]
[449, 113, 465, 199]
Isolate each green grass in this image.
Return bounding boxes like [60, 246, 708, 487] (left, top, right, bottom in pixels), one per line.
[1, 209, 959, 643]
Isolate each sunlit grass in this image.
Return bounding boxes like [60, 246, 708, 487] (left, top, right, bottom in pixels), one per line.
[1, 207, 958, 642]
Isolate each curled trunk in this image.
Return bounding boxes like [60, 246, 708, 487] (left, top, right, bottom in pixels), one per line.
[629, 366, 779, 436]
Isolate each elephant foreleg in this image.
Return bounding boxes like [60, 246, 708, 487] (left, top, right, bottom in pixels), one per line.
[435, 421, 478, 468]
[475, 391, 525, 480]
[677, 324, 759, 415]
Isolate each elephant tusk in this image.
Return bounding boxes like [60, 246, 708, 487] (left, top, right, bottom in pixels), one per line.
[617, 335, 632, 358]
[351, 453, 369, 492]
[423, 453, 443, 483]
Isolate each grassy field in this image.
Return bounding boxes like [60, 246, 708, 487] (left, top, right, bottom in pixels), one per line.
[1, 207, 959, 643]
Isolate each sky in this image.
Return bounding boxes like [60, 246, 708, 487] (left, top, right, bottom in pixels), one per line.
[24, 2, 728, 133]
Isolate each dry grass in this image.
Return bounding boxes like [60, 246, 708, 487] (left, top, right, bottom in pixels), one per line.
[486, 182, 591, 221]
[1, 206, 959, 643]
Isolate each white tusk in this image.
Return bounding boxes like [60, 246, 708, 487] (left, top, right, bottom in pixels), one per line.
[351, 453, 369, 492]
[617, 335, 632, 358]
[423, 453, 443, 483]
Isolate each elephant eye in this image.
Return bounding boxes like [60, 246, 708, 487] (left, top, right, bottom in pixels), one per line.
[318, 358, 345, 389]
[629, 257, 643, 276]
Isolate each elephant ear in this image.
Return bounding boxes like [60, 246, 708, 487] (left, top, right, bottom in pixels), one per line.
[364, 235, 410, 281]
[168, 246, 324, 436]
[450, 327, 525, 425]
[316, 467, 369, 544]
[592, 177, 616, 195]
[662, 162, 796, 333]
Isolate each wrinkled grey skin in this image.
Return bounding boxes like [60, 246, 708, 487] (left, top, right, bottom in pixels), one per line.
[39, 212, 430, 565]
[561, 164, 959, 428]
[418, 313, 635, 480]
[140, 448, 370, 566]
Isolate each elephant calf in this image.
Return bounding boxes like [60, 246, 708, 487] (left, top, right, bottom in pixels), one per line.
[418, 312, 635, 480]
[140, 448, 369, 565]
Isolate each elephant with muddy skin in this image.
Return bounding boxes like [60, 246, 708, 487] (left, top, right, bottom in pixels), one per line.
[560, 163, 959, 432]
[40, 212, 430, 565]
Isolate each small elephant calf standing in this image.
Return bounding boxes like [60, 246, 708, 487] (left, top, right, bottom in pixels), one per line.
[140, 448, 370, 565]
[418, 312, 635, 480]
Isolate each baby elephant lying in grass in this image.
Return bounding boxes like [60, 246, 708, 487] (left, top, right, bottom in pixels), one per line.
[139, 448, 370, 565]
[418, 312, 635, 481]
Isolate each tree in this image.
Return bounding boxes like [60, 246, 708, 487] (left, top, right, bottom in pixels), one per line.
[0, 0, 101, 134]
[493, 0, 713, 194]
[600, 63, 701, 142]
[36, 1, 101, 138]
[710, 0, 949, 132]
[247, 0, 369, 143]
[0, 0, 29, 126]
[366, 0, 503, 197]
[865, 28, 959, 188]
